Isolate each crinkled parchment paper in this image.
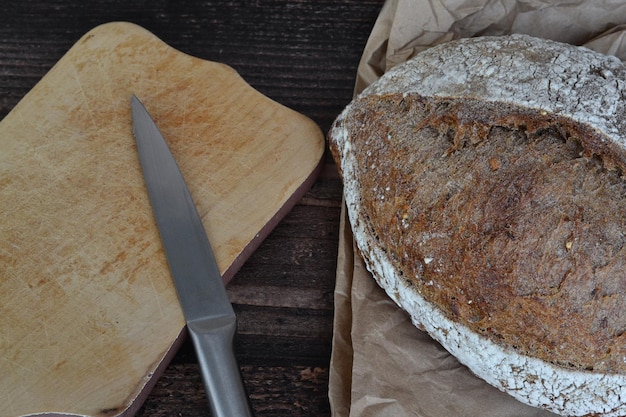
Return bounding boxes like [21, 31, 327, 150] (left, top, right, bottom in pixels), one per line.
[329, 1, 626, 416]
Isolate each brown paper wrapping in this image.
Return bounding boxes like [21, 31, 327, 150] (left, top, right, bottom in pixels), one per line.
[329, 1, 626, 416]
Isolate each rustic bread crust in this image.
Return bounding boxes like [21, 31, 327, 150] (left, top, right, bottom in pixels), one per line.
[329, 34, 626, 416]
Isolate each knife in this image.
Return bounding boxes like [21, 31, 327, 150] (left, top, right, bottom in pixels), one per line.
[131, 95, 254, 417]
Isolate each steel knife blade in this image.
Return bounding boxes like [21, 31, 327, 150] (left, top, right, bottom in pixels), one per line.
[131, 95, 253, 417]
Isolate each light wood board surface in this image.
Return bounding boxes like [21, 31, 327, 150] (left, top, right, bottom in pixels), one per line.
[0, 22, 325, 417]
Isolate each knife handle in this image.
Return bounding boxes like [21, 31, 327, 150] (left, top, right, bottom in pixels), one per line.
[188, 316, 254, 417]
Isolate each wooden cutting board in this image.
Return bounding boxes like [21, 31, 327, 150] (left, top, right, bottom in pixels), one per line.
[0, 22, 324, 417]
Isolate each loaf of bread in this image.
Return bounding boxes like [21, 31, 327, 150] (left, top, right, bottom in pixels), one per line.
[329, 34, 626, 416]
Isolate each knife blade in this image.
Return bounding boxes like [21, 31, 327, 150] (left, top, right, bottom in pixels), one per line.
[131, 95, 253, 417]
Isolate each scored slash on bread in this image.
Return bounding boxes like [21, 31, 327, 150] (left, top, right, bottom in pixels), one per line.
[364, 34, 626, 171]
[329, 34, 626, 417]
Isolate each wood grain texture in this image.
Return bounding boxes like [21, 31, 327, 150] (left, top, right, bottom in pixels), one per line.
[0, 1, 385, 416]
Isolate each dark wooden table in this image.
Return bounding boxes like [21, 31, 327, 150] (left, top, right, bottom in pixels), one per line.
[0, 1, 384, 415]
